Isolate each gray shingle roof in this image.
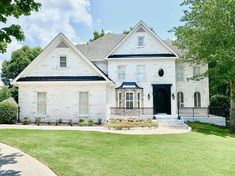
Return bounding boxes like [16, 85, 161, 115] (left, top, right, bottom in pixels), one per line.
[76, 34, 127, 61]
[76, 34, 184, 61]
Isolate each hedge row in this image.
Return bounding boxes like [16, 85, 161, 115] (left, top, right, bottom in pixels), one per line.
[0, 102, 18, 124]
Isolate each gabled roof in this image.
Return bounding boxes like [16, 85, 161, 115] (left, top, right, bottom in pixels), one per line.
[104, 21, 179, 59]
[12, 33, 113, 85]
[76, 34, 126, 61]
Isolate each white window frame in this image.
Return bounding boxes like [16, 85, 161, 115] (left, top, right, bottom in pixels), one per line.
[177, 92, 184, 108]
[125, 92, 134, 109]
[60, 56, 67, 68]
[176, 66, 184, 81]
[79, 92, 89, 116]
[137, 65, 145, 82]
[194, 91, 201, 108]
[118, 92, 122, 108]
[117, 65, 125, 81]
[37, 92, 47, 115]
[138, 36, 144, 47]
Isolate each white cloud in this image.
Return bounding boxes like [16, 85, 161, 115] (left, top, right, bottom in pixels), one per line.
[2, 0, 92, 47]
[0, 0, 93, 72]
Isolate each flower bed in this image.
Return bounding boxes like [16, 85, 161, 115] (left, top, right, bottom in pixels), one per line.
[105, 119, 158, 130]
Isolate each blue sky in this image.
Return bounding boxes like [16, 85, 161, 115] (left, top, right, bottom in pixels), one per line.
[0, 0, 186, 65]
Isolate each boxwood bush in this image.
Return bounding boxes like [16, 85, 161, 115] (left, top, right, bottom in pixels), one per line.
[0, 102, 18, 124]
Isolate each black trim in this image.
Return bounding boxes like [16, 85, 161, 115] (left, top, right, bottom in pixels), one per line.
[17, 76, 105, 82]
[108, 54, 176, 58]
[116, 82, 143, 89]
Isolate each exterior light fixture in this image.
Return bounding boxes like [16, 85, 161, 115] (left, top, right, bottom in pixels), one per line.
[172, 93, 175, 100]
[147, 93, 151, 100]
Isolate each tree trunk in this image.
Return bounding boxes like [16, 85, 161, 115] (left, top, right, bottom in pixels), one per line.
[230, 79, 235, 131]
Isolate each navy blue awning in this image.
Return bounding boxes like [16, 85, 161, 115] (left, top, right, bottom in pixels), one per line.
[116, 82, 143, 89]
[108, 54, 176, 58]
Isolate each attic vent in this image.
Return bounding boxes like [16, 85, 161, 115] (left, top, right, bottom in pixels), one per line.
[56, 41, 68, 48]
[136, 27, 146, 32]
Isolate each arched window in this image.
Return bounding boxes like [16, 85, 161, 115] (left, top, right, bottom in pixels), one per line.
[177, 92, 184, 108]
[194, 92, 201, 107]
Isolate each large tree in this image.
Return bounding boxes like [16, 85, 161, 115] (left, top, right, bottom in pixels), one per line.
[0, 0, 41, 53]
[173, 0, 235, 129]
[1, 46, 42, 86]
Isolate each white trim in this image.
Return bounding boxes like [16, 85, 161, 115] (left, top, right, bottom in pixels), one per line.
[12, 33, 113, 85]
[125, 91, 134, 109]
[104, 21, 179, 60]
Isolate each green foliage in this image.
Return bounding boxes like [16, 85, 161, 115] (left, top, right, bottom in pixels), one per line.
[0, 86, 12, 102]
[210, 94, 230, 118]
[87, 119, 94, 126]
[89, 30, 105, 42]
[0, 102, 17, 124]
[35, 117, 41, 126]
[173, 0, 235, 84]
[0, 0, 41, 53]
[173, 0, 235, 127]
[1, 46, 42, 86]
[22, 117, 30, 125]
[79, 118, 84, 124]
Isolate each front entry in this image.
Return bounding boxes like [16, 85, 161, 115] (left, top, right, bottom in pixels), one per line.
[152, 84, 171, 114]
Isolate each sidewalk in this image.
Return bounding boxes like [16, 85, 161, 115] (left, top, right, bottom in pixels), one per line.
[0, 124, 191, 135]
[0, 142, 57, 176]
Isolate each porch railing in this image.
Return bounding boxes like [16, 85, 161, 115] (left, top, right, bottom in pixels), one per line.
[110, 107, 153, 117]
[178, 107, 226, 117]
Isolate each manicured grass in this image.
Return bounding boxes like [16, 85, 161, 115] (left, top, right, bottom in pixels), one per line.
[0, 123, 235, 176]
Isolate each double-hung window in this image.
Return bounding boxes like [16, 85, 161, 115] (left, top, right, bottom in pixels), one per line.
[138, 36, 144, 47]
[126, 92, 134, 109]
[137, 65, 145, 82]
[193, 66, 200, 77]
[79, 92, 88, 115]
[118, 65, 125, 81]
[176, 66, 184, 81]
[37, 92, 47, 115]
[60, 56, 67, 68]
[177, 92, 184, 108]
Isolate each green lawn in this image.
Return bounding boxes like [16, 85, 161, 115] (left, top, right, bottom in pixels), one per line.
[0, 123, 235, 176]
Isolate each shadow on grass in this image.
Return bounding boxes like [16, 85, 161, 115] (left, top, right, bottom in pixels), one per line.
[187, 121, 235, 138]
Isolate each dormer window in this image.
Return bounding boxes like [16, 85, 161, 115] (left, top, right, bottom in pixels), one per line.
[60, 56, 67, 68]
[138, 36, 144, 47]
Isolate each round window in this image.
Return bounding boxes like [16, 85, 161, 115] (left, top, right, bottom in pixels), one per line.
[158, 69, 164, 77]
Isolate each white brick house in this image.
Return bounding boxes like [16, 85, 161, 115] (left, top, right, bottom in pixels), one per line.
[12, 21, 209, 122]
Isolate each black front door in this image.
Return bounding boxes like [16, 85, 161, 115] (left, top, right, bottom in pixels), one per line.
[153, 84, 171, 114]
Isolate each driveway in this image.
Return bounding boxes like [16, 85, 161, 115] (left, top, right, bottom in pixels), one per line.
[0, 142, 57, 176]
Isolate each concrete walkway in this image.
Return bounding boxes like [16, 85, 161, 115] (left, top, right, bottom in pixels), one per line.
[0, 142, 57, 176]
[0, 124, 191, 135]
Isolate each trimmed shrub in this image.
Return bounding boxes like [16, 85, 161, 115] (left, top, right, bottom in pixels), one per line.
[97, 118, 102, 125]
[35, 117, 41, 126]
[88, 119, 94, 126]
[59, 118, 63, 124]
[79, 118, 84, 124]
[0, 102, 18, 124]
[69, 119, 73, 126]
[210, 94, 230, 119]
[22, 117, 30, 125]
